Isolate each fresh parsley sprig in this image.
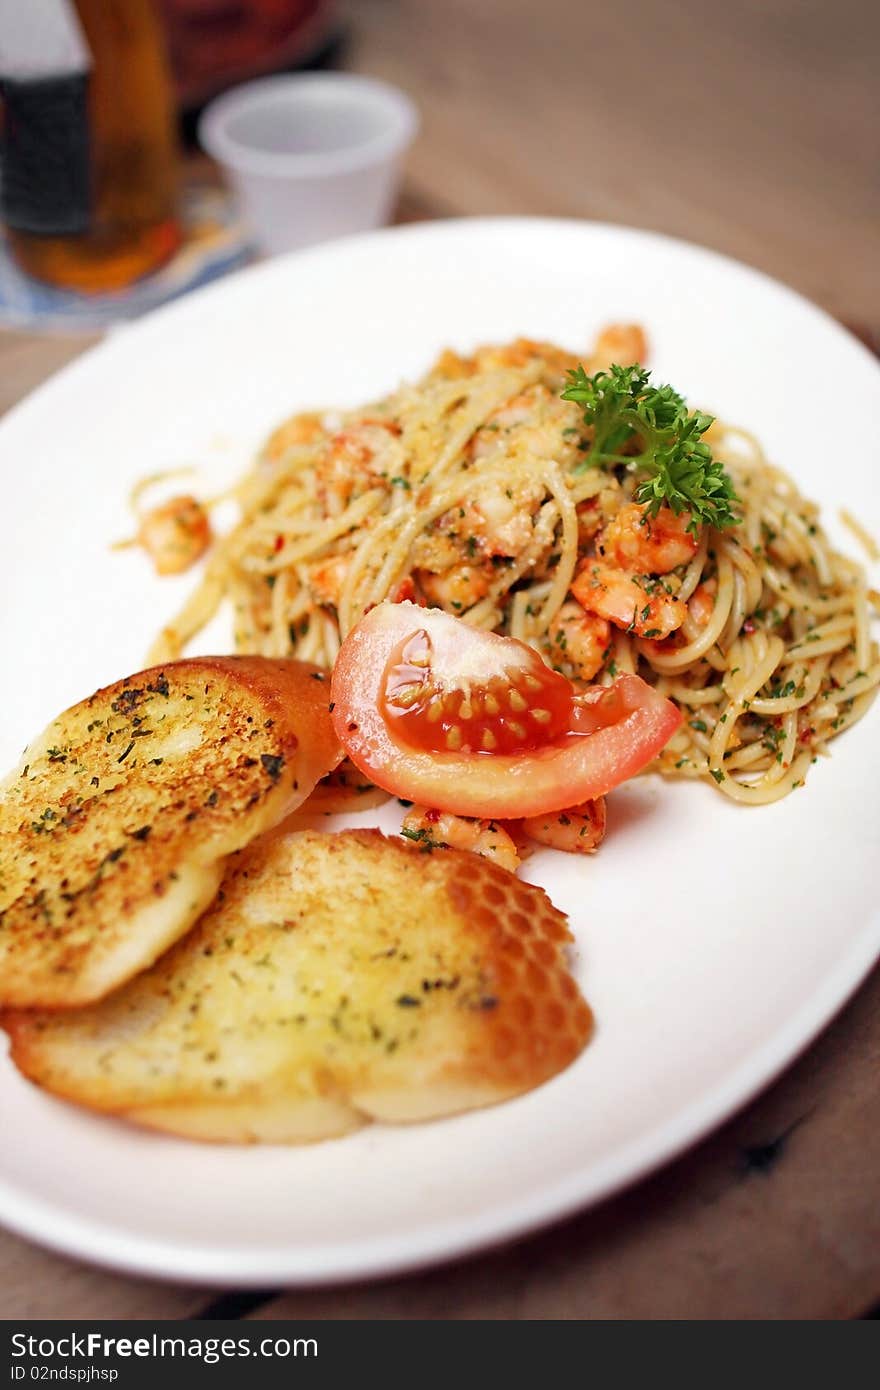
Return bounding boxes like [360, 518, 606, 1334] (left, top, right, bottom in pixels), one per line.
[561, 362, 738, 533]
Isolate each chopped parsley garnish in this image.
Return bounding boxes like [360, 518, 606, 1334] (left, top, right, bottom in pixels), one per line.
[561, 362, 738, 534]
[762, 723, 784, 754]
[769, 679, 796, 699]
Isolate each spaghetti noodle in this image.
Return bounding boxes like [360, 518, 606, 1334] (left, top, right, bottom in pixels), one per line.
[147, 331, 879, 805]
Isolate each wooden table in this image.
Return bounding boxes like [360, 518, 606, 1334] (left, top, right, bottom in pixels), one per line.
[2, 0, 879, 1322]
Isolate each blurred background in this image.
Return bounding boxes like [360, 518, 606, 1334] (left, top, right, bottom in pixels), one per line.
[0, 0, 877, 366]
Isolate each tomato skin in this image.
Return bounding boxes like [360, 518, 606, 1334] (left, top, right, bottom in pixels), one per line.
[330, 603, 682, 819]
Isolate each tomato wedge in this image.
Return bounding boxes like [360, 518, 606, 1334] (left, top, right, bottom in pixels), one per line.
[330, 602, 682, 819]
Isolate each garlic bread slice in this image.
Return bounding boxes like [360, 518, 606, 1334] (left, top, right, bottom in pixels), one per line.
[2, 829, 593, 1143]
[0, 658, 340, 1008]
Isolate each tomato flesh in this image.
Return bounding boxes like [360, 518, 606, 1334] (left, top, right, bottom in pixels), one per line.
[382, 627, 573, 755]
[331, 602, 683, 819]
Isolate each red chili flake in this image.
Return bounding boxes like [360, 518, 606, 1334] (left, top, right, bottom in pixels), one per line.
[800, 727, 813, 743]
[273, 535, 284, 553]
[743, 618, 756, 634]
[424, 808, 441, 824]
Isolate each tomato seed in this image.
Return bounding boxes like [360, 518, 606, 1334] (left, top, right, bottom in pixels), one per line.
[380, 627, 574, 756]
[389, 682, 424, 709]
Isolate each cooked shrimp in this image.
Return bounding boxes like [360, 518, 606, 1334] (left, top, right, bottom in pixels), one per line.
[417, 562, 492, 611]
[601, 502, 698, 574]
[136, 495, 211, 575]
[548, 602, 611, 681]
[481, 386, 575, 447]
[315, 419, 403, 514]
[308, 553, 350, 608]
[689, 580, 717, 627]
[401, 807, 520, 872]
[468, 338, 579, 378]
[467, 488, 541, 557]
[576, 497, 604, 547]
[520, 797, 607, 855]
[571, 561, 687, 638]
[410, 529, 461, 573]
[590, 323, 648, 371]
[426, 479, 541, 566]
[261, 411, 327, 464]
[470, 393, 537, 461]
[410, 526, 492, 611]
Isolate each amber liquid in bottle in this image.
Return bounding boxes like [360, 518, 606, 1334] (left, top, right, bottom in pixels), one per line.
[6, 0, 180, 293]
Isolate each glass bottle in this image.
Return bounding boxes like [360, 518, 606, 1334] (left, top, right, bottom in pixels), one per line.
[1, 0, 180, 293]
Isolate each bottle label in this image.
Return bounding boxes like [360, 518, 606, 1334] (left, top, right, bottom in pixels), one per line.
[0, 0, 93, 235]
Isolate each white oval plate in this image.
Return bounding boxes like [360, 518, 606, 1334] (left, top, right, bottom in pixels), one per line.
[1, 218, 878, 1287]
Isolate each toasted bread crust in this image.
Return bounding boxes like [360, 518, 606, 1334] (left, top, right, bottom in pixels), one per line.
[2, 829, 593, 1142]
[0, 657, 340, 1008]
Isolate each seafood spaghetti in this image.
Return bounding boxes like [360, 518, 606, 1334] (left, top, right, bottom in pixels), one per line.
[147, 327, 880, 806]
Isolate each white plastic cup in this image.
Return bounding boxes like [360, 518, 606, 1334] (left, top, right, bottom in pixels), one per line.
[199, 73, 419, 256]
